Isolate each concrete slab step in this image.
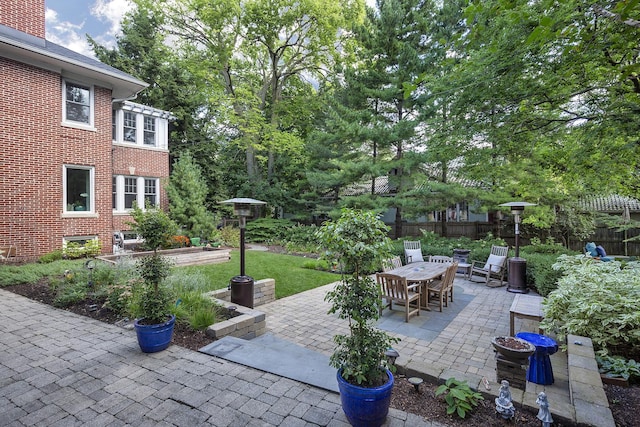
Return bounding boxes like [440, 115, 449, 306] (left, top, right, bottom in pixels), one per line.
[199, 333, 338, 393]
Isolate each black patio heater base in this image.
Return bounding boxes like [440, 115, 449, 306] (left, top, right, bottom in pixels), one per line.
[507, 257, 529, 294]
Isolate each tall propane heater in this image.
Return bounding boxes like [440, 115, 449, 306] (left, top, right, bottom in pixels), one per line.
[499, 202, 536, 293]
[220, 198, 266, 308]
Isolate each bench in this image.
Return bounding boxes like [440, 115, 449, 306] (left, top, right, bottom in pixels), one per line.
[509, 294, 544, 336]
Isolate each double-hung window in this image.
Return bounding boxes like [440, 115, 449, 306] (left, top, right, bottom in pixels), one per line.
[143, 116, 156, 146]
[63, 80, 93, 127]
[144, 179, 158, 207]
[124, 177, 137, 209]
[123, 112, 137, 143]
[113, 176, 160, 212]
[64, 165, 94, 213]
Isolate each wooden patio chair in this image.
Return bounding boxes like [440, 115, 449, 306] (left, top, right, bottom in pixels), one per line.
[426, 262, 458, 312]
[469, 245, 509, 287]
[403, 240, 424, 263]
[428, 255, 453, 264]
[382, 256, 403, 272]
[377, 273, 421, 322]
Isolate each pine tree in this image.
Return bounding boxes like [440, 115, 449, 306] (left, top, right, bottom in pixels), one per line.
[165, 152, 216, 239]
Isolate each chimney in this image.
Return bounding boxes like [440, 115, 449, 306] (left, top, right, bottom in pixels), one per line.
[0, 0, 46, 39]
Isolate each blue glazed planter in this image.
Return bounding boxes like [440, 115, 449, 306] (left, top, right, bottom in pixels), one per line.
[336, 368, 394, 427]
[134, 314, 175, 353]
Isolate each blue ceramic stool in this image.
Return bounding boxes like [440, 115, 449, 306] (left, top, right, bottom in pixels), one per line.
[515, 332, 558, 385]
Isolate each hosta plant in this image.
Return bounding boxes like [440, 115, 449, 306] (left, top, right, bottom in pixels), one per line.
[597, 355, 640, 382]
[435, 377, 484, 418]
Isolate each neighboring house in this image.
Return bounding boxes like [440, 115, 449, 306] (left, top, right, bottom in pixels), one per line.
[579, 194, 640, 222]
[342, 174, 490, 225]
[0, 0, 171, 260]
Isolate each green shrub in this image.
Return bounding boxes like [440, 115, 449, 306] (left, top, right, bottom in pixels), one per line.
[245, 218, 295, 243]
[39, 250, 64, 263]
[63, 239, 102, 259]
[521, 237, 577, 295]
[541, 255, 640, 354]
[219, 226, 240, 248]
[282, 224, 320, 253]
[319, 209, 398, 387]
[520, 253, 565, 296]
[166, 272, 225, 331]
[90, 262, 117, 288]
[301, 259, 331, 271]
[50, 270, 91, 307]
[435, 377, 484, 418]
[103, 280, 136, 316]
[188, 307, 217, 330]
[129, 280, 175, 323]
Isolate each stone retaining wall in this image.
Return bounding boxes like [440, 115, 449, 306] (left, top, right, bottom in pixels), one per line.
[566, 334, 615, 426]
[209, 278, 276, 307]
[202, 278, 275, 341]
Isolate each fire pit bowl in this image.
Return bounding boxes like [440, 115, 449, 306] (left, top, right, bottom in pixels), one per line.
[491, 336, 536, 363]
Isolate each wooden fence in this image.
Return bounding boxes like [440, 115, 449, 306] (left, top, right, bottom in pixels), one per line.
[397, 222, 640, 257]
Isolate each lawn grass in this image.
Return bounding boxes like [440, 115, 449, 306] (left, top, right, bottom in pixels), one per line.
[0, 250, 338, 300]
[175, 250, 338, 299]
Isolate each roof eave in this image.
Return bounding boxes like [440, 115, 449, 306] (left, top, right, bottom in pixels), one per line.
[0, 37, 148, 99]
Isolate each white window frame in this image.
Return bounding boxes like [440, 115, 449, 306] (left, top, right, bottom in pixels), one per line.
[63, 165, 95, 215]
[143, 116, 157, 146]
[112, 102, 170, 149]
[123, 111, 137, 143]
[124, 176, 138, 209]
[144, 178, 159, 207]
[113, 175, 160, 213]
[62, 79, 95, 130]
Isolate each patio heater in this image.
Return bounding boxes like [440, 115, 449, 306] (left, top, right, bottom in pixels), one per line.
[499, 202, 536, 294]
[220, 198, 266, 308]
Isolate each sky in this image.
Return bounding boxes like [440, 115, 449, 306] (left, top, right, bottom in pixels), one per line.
[45, 0, 134, 57]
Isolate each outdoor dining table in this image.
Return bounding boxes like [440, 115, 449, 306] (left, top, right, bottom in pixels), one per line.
[384, 261, 450, 310]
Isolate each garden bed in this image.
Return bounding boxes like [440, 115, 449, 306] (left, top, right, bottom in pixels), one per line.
[98, 246, 231, 266]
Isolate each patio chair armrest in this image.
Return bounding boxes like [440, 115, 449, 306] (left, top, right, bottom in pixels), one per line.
[471, 260, 485, 268]
[407, 283, 421, 291]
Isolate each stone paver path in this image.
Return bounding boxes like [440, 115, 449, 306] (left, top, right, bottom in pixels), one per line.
[0, 289, 443, 426]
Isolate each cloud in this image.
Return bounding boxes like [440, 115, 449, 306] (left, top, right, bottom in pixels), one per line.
[91, 0, 134, 36]
[45, 0, 134, 57]
[45, 8, 95, 57]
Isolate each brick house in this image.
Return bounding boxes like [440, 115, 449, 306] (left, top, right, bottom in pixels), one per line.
[0, 0, 171, 260]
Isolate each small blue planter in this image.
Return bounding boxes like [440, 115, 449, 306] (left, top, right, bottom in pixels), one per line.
[336, 368, 394, 427]
[134, 315, 175, 353]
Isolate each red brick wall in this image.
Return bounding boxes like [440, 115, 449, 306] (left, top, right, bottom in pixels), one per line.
[0, 0, 46, 39]
[0, 57, 169, 260]
[112, 145, 170, 233]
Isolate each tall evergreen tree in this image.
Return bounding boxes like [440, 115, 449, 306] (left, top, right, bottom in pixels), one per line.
[310, 0, 434, 236]
[165, 152, 216, 239]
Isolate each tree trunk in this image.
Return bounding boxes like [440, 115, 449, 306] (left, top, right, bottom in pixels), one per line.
[395, 206, 403, 239]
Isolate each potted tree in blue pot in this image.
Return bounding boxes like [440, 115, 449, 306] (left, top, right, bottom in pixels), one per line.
[129, 205, 177, 353]
[317, 208, 399, 427]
